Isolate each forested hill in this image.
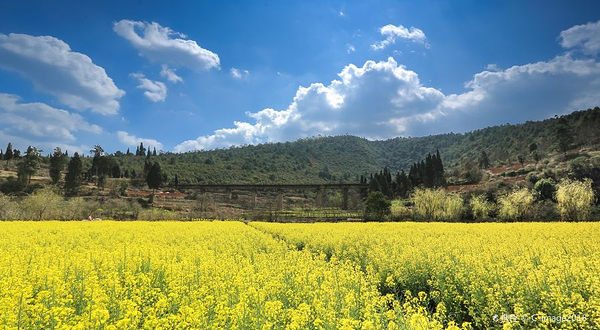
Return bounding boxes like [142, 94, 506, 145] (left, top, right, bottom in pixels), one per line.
[99, 107, 600, 184]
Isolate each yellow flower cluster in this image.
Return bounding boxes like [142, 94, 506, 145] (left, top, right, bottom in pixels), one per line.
[252, 222, 600, 329]
[0, 221, 415, 329]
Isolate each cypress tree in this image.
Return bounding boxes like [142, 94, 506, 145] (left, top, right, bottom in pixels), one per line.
[368, 177, 381, 193]
[4, 142, 13, 164]
[49, 147, 66, 184]
[146, 162, 163, 195]
[64, 152, 83, 196]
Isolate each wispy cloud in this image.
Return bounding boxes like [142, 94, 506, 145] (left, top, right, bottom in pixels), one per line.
[114, 20, 220, 71]
[131, 73, 167, 102]
[230, 68, 250, 79]
[160, 65, 183, 83]
[371, 24, 428, 50]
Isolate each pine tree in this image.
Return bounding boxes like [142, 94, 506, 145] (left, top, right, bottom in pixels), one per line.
[478, 151, 490, 169]
[64, 152, 83, 196]
[555, 117, 573, 156]
[153, 147, 157, 156]
[126, 148, 131, 156]
[17, 146, 40, 184]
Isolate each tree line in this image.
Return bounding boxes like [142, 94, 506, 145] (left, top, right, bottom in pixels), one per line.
[361, 150, 445, 199]
[1, 142, 164, 197]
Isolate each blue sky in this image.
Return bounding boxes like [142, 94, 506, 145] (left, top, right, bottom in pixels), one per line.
[0, 0, 599, 154]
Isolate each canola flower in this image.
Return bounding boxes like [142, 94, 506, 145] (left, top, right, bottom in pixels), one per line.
[0, 221, 412, 330]
[1, 221, 596, 329]
[252, 222, 600, 330]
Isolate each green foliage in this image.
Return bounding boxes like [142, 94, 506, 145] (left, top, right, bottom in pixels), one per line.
[49, 147, 66, 184]
[21, 187, 63, 221]
[556, 179, 596, 221]
[45, 106, 598, 186]
[363, 191, 391, 220]
[0, 193, 21, 220]
[498, 188, 534, 221]
[554, 117, 574, 155]
[17, 146, 40, 184]
[412, 188, 464, 221]
[3, 142, 13, 163]
[146, 162, 163, 192]
[534, 178, 556, 201]
[469, 195, 494, 221]
[64, 152, 83, 196]
[478, 150, 490, 169]
[390, 200, 411, 219]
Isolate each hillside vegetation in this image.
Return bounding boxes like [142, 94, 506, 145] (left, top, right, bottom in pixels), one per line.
[93, 106, 600, 184]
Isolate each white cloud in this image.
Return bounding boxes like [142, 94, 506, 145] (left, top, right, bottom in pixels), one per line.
[371, 24, 428, 50]
[114, 20, 220, 71]
[230, 68, 250, 79]
[117, 131, 163, 151]
[0, 93, 102, 153]
[346, 44, 356, 54]
[559, 20, 600, 55]
[160, 65, 183, 83]
[0, 33, 124, 115]
[131, 73, 167, 102]
[175, 22, 600, 152]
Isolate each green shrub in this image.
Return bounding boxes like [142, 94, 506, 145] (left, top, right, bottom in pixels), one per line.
[556, 179, 596, 221]
[469, 195, 494, 221]
[20, 187, 63, 221]
[534, 178, 556, 201]
[0, 193, 21, 220]
[526, 172, 539, 185]
[363, 191, 391, 221]
[412, 188, 464, 221]
[498, 188, 534, 221]
[390, 200, 411, 220]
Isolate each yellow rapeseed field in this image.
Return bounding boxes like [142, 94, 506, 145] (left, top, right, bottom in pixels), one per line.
[0, 221, 418, 330]
[0, 221, 598, 329]
[252, 222, 600, 330]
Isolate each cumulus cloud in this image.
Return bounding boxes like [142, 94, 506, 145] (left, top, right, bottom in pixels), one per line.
[0, 33, 124, 115]
[160, 65, 183, 83]
[0, 93, 102, 151]
[346, 44, 356, 54]
[230, 68, 250, 79]
[131, 73, 167, 102]
[114, 20, 220, 71]
[559, 20, 600, 55]
[175, 22, 600, 152]
[371, 24, 428, 50]
[117, 131, 163, 151]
